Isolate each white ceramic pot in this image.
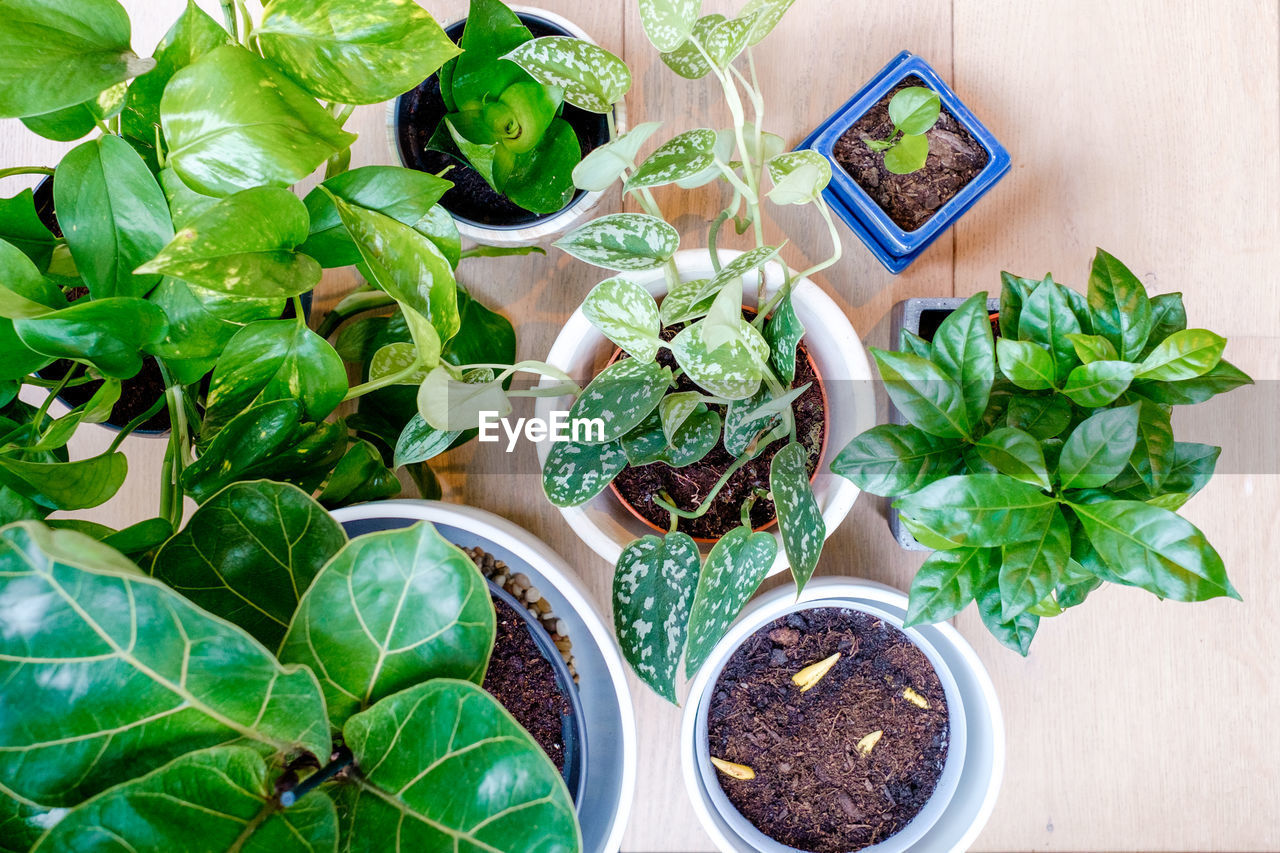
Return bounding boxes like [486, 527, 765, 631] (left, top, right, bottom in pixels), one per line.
[681, 578, 1004, 853]
[328, 500, 638, 853]
[534, 248, 876, 577]
[385, 6, 625, 246]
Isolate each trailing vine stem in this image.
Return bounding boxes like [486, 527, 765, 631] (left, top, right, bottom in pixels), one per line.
[0, 166, 55, 180]
[653, 422, 788, 521]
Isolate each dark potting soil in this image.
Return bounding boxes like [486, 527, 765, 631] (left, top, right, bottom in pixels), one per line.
[482, 595, 571, 773]
[833, 76, 989, 232]
[707, 608, 949, 853]
[611, 328, 826, 541]
[394, 16, 610, 228]
[32, 177, 61, 238]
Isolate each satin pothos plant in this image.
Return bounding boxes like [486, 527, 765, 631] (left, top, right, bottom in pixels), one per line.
[429, 0, 631, 213]
[833, 250, 1251, 654]
[0, 481, 579, 853]
[0, 0, 531, 542]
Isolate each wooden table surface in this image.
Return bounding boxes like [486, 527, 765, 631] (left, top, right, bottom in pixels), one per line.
[4, 1, 1278, 850]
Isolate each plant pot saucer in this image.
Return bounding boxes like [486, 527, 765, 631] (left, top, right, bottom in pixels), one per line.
[681, 578, 1004, 853]
[327, 500, 637, 853]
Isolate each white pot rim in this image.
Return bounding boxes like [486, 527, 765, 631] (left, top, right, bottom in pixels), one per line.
[680, 578, 1005, 853]
[534, 248, 876, 577]
[327, 499, 639, 853]
[384, 5, 626, 246]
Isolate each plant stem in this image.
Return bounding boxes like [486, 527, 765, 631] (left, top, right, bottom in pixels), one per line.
[0, 166, 55, 180]
[606, 107, 617, 141]
[343, 359, 425, 402]
[316, 289, 393, 338]
[279, 748, 353, 808]
[106, 395, 167, 454]
[158, 363, 192, 528]
[653, 423, 785, 520]
[290, 295, 305, 326]
[233, 0, 253, 46]
[458, 245, 546, 261]
[220, 0, 239, 41]
[794, 198, 844, 281]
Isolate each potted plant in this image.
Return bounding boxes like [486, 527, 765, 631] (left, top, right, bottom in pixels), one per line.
[0, 481, 582, 852]
[389, 0, 630, 245]
[681, 577, 1003, 853]
[799, 51, 1011, 273]
[832, 250, 1251, 653]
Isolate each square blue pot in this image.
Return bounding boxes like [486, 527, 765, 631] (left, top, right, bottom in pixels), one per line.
[799, 51, 1011, 274]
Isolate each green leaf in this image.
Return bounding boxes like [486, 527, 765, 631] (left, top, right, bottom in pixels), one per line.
[998, 272, 1036, 340]
[999, 508, 1070, 620]
[1087, 249, 1153, 361]
[974, 426, 1051, 489]
[659, 14, 723, 79]
[0, 0, 154, 118]
[626, 128, 719, 192]
[771, 442, 823, 592]
[53, 136, 173, 299]
[831, 423, 959, 496]
[1005, 394, 1072, 439]
[1058, 403, 1140, 489]
[542, 436, 628, 507]
[766, 150, 832, 205]
[506, 36, 631, 113]
[581, 276, 662, 362]
[905, 547, 989, 627]
[1074, 500, 1237, 601]
[1018, 276, 1081, 382]
[764, 292, 804, 381]
[14, 297, 167, 379]
[1130, 358, 1252, 406]
[685, 526, 776, 677]
[159, 166, 220, 229]
[342, 679, 581, 852]
[1061, 360, 1140, 407]
[895, 474, 1058, 547]
[0, 239, 65, 319]
[671, 318, 769, 400]
[445, 0, 532, 108]
[613, 532, 701, 701]
[1129, 400, 1174, 491]
[555, 213, 680, 272]
[137, 187, 321, 299]
[151, 480, 345, 648]
[0, 190, 58, 270]
[0, 523, 331, 808]
[20, 85, 125, 142]
[622, 406, 720, 468]
[493, 116, 581, 214]
[1163, 442, 1220, 498]
[996, 339, 1057, 391]
[932, 292, 995, 427]
[394, 414, 461, 468]
[739, 0, 796, 44]
[573, 121, 663, 191]
[872, 347, 969, 438]
[638, 0, 701, 52]
[31, 746, 337, 853]
[257, 0, 459, 104]
[889, 86, 941, 135]
[0, 451, 127, 511]
[280, 522, 494, 726]
[884, 132, 929, 174]
[302, 165, 452, 268]
[704, 12, 756, 68]
[320, 439, 400, 507]
[1065, 332, 1118, 364]
[1142, 292, 1188, 357]
[569, 358, 671, 441]
[1136, 328, 1226, 381]
[659, 391, 707, 442]
[147, 278, 283, 385]
[161, 45, 357, 196]
[975, 569, 1039, 655]
[204, 320, 347, 432]
[417, 366, 510, 431]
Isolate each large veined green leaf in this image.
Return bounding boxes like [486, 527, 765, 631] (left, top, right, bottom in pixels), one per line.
[1136, 328, 1226, 381]
[257, 0, 460, 105]
[280, 522, 495, 726]
[905, 547, 989, 627]
[506, 36, 631, 113]
[30, 747, 338, 853]
[137, 187, 322, 299]
[0, 452, 127, 511]
[542, 437, 628, 507]
[684, 526, 776, 677]
[973, 427, 1051, 490]
[895, 474, 1058, 547]
[831, 423, 960, 496]
[1057, 403, 1141, 489]
[637, 0, 701, 52]
[151, 481, 346, 648]
[931, 292, 995, 426]
[996, 339, 1056, 391]
[554, 214, 680, 272]
[872, 348, 970, 438]
[161, 45, 357, 197]
[0, 0, 154, 118]
[1061, 360, 1139, 407]
[147, 278, 284, 386]
[0, 523, 331, 810]
[771, 441, 823, 592]
[342, 679, 581, 853]
[1087, 249, 1152, 361]
[613, 532, 701, 701]
[204, 320, 348, 432]
[998, 507, 1070, 620]
[54, 135, 173, 299]
[14, 297, 168, 379]
[569, 358, 671, 442]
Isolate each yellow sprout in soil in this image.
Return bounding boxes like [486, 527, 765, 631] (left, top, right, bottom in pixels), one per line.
[855, 730, 883, 757]
[902, 687, 930, 709]
[791, 652, 841, 692]
[710, 757, 756, 780]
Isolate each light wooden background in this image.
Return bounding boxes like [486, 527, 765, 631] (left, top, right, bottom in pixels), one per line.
[3, 1, 1277, 850]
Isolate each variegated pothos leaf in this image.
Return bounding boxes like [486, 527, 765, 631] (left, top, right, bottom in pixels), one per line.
[542, 437, 628, 507]
[767, 150, 832, 205]
[582, 276, 662, 362]
[505, 37, 631, 114]
[568, 358, 672, 441]
[671, 321, 768, 400]
[554, 213, 679, 272]
[684, 526, 777, 677]
[637, 0, 702, 52]
[625, 128, 718, 192]
[659, 14, 724, 79]
[572, 121, 662, 192]
[770, 441, 824, 592]
[613, 532, 701, 702]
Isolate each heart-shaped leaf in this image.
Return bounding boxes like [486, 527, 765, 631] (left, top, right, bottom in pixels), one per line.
[280, 522, 495, 726]
[555, 213, 679, 272]
[573, 121, 663, 191]
[831, 423, 960, 496]
[418, 365, 510, 431]
[15, 297, 168, 379]
[542, 436, 628, 507]
[766, 150, 832, 205]
[613, 532, 701, 701]
[1058, 403, 1140, 489]
[394, 414, 461, 468]
[147, 278, 283, 385]
[506, 36, 631, 113]
[905, 546, 989, 627]
[704, 12, 756, 68]
[320, 438, 401, 508]
[0, 451, 127, 511]
[884, 132, 928, 174]
[582, 276, 663, 362]
[764, 292, 805, 382]
[621, 406, 721, 468]
[659, 14, 723, 79]
[570, 358, 671, 442]
[685, 525, 777, 677]
[659, 391, 711, 442]
[151, 480, 346, 648]
[626, 128, 719, 192]
[889, 86, 941, 135]
[771, 441, 823, 592]
[637, 0, 701, 52]
[895, 474, 1058, 547]
[739, 0, 796, 44]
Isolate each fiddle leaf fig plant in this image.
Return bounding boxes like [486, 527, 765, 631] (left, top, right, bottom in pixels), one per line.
[832, 250, 1251, 654]
[429, 0, 630, 214]
[0, 483, 580, 852]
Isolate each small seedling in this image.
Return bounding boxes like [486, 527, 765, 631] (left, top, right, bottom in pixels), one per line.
[864, 86, 941, 175]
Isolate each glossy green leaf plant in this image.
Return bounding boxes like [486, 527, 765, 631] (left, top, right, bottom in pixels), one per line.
[0, 482, 580, 853]
[863, 85, 941, 175]
[0, 0, 540, 537]
[429, 0, 631, 213]
[832, 250, 1251, 654]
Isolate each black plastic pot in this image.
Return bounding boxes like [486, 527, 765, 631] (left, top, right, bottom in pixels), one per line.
[391, 12, 611, 232]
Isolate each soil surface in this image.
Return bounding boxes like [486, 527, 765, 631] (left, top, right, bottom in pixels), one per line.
[394, 16, 610, 227]
[707, 608, 950, 853]
[611, 324, 826, 541]
[482, 594, 572, 773]
[833, 76, 989, 231]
